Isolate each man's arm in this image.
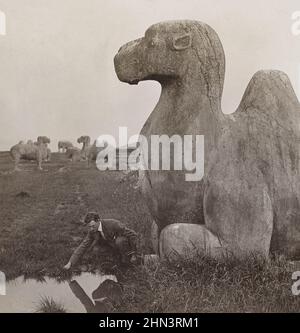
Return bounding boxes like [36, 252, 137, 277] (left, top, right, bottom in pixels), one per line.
[68, 230, 95, 267]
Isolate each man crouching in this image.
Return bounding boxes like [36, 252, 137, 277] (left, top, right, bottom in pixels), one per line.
[63, 212, 138, 270]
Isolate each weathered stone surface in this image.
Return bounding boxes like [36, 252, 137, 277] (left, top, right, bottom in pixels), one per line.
[115, 20, 300, 260]
[160, 224, 223, 261]
[205, 70, 300, 258]
[115, 20, 226, 231]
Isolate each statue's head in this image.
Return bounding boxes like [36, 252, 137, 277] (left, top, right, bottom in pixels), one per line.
[114, 20, 225, 99]
[37, 136, 50, 144]
[77, 136, 91, 145]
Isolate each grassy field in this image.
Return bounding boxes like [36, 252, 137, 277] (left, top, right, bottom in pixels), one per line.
[0, 152, 300, 312]
[0, 152, 152, 280]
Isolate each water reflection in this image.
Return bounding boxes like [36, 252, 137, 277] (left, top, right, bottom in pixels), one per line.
[0, 273, 118, 313]
[69, 279, 123, 313]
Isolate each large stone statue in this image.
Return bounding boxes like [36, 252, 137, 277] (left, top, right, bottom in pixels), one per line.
[114, 20, 300, 260]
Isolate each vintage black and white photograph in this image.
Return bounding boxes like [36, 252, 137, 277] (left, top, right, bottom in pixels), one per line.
[0, 0, 300, 316]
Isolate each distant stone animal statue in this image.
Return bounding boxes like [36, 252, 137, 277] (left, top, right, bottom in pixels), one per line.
[26, 139, 51, 162]
[10, 136, 51, 171]
[77, 136, 91, 160]
[115, 20, 300, 260]
[58, 140, 73, 153]
[87, 140, 99, 167]
[87, 140, 109, 167]
[45, 147, 51, 162]
[76, 135, 105, 166]
[66, 146, 81, 162]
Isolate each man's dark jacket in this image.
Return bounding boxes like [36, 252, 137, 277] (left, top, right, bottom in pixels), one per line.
[69, 219, 137, 266]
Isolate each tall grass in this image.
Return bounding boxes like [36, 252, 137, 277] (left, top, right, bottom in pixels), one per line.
[35, 296, 67, 313]
[120, 254, 300, 313]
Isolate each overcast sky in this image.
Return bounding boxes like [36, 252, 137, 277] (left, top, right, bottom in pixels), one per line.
[0, 0, 300, 151]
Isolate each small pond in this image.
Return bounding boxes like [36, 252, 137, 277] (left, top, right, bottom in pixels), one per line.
[0, 273, 118, 313]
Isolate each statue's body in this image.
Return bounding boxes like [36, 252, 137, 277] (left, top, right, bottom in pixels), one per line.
[58, 141, 73, 153]
[10, 136, 51, 171]
[114, 20, 300, 260]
